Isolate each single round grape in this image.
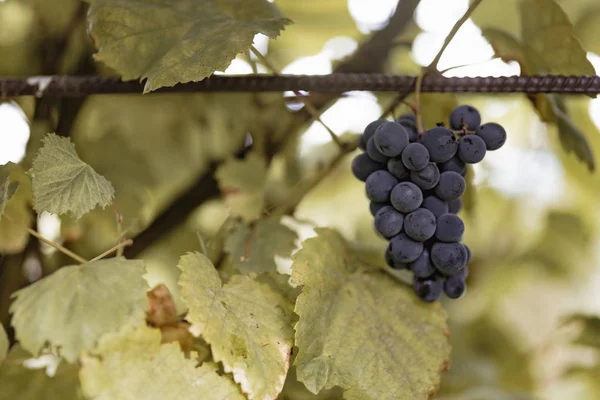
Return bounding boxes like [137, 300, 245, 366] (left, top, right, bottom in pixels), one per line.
[435, 171, 466, 201]
[369, 201, 387, 217]
[366, 136, 389, 163]
[387, 157, 410, 180]
[396, 115, 419, 143]
[401, 142, 430, 171]
[351, 153, 384, 182]
[413, 274, 443, 302]
[360, 119, 386, 150]
[458, 135, 487, 164]
[448, 198, 462, 214]
[410, 163, 440, 190]
[404, 208, 436, 242]
[438, 156, 466, 176]
[450, 105, 481, 130]
[374, 121, 409, 157]
[365, 170, 398, 202]
[431, 242, 468, 276]
[390, 182, 423, 213]
[385, 245, 407, 270]
[422, 195, 448, 218]
[443, 275, 466, 299]
[374, 206, 404, 238]
[477, 122, 507, 150]
[389, 233, 424, 263]
[396, 113, 416, 123]
[435, 213, 465, 242]
[421, 127, 459, 163]
[408, 249, 436, 278]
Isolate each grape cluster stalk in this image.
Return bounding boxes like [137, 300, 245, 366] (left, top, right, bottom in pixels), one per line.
[352, 105, 507, 302]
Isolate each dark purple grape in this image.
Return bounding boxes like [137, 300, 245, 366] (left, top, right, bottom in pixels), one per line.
[458, 135, 487, 164]
[374, 206, 404, 238]
[438, 156, 466, 176]
[435, 171, 466, 201]
[410, 163, 440, 190]
[386, 245, 407, 270]
[387, 157, 410, 180]
[390, 182, 423, 213]
[360, 119, 386, 150]
[422, 196, 448, 218]
[413, 274, 443, 302]
[408, 249, 436, 278]
[365, 170, 398, 202]
[450, 105, 481, 130]
[396, 114, 419, 143]
[351, 153, 384, 182]
[374, 121, 409, 157]
[448, 198, 462, 214]
[435, 213, 465, 242]
[404, 208, 436, 242]
[401, 143, 430, 171]
[369, 201, 387, 217]
[431, 242, 468, 276]
[389, 233, 423, 263]
[477, 122, 507, 150]
[396, 113, 416, 124]
[421, 127, 459, 163]
[444, 275, 466, 299]
[366, 136, 389, 163]
[460, 264, 470, 279]
[464, 244, 472, 263]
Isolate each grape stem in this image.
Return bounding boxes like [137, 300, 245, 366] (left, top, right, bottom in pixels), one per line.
[111, 204, 125, 258]
[414, 73, 425, 136]
[2, 212, 88, 264]
[88, 239, 134, 263]
[249, 45, 345, 151]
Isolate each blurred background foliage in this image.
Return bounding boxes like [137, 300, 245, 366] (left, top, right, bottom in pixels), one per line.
[2, 0, 600, 398]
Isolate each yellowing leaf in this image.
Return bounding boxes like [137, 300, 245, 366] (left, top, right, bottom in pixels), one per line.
[575, 7, 600, 55]
[520, 0, 595, 76]
[80, 324, 244, 400]
[0, 324, 8, 362]
[178, 252, 295, 400]
[481, 28, 534, 74]
[10, 258, 148, 362]
[0, 162, 20, 217]
[0, 345, 82, 400]
[216, 153, 268, 222]
[0, 164, 33, 254]
[224, 218, 298, 274]
[29, 134, 115, 219]
[291, 229, 450, 399]
[87, 0, 292, 92]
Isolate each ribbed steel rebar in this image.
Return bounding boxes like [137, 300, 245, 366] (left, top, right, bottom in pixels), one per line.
[2, 74, 600, 97]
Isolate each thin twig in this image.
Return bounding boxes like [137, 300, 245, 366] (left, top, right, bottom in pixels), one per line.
[89, 240, 133, 263]
[414, 73, 425, 135]
[249, 45, 345, 150]
[112, 204, 125, 258]
[428, 0, 485, 71]
[2, 212, 88, 264]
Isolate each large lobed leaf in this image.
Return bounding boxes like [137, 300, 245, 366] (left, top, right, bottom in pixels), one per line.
[0, 345, 82, 400]
[87, 0, 292, 92]
[29, 134, 115, 219]
[10, 258, 148, 362]
[224, 218, 298, 275]
[291, 228, 451, 400]
[178, 252, 295, 400]
[80, 324, 244, 400]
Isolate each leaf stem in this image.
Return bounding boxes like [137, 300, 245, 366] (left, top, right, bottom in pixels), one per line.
[88, 239, 133, 263]
[2, 212, 88, 264]
[249, 45, 345, 151]
[428, 0, 485, 71]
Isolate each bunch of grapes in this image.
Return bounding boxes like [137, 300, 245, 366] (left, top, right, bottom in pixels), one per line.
[352, 105, 506, 302]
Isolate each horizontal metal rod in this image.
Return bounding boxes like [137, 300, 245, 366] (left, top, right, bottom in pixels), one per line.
[1, 74, 600, 97]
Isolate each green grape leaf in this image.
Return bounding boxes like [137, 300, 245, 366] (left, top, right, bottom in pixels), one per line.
[80, 324, 244, 400]
[224, 218, 298, 275]
[575, 7, 600, 55]
[0, 345, 82, 400]
[291, 228, 450, 399]
[563, 314, 600, 349]
[520, 0, 595, 76]
[480, 28, 535, 74]
[87, 0, 292, 93]
[178, 252, 295, 400]
[0, 164, 33, 254]
[0, 324, 8, 362]
[0, 162, 20, 217]
[216, 153, 268, 222]
[10, 258, 148, 362]
[29, 134, 115, 219]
